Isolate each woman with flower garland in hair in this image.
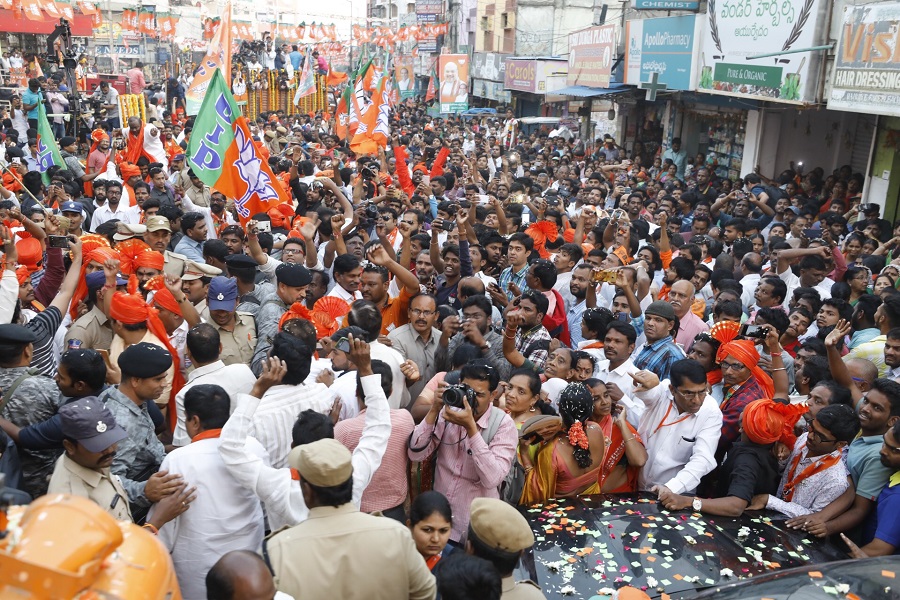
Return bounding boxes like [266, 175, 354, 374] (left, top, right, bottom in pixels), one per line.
[518, 383, 605, 505]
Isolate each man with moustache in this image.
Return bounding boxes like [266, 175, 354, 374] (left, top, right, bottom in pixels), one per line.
[359, 244, 420, 335]
[669, 280, 709, 349]
[48, 397, 133, 521]
[566, 264, 594, 348]
[388, 294, 440, 400]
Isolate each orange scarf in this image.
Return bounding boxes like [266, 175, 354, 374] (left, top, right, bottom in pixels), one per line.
[191, 428, 223, 442]
[782, 444, 841, 502]
[123, 124, 154, 165]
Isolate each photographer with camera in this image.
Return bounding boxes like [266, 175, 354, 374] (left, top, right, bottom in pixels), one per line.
[408, 361, 517, 545]
[92, 81, 120, 131]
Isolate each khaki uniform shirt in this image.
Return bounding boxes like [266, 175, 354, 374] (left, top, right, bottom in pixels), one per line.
[65, 305, 114, 351]
[266, 503, 436, 600]
[502, 576, 546, 599]
[214, 312, 257, 366]
[185, 183, 211, 207]
[48, 454, 133, 522]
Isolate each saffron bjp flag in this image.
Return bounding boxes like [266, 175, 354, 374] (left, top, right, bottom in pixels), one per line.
[293, 50, 316, 104]
[186, 1, 232, 115]
[35, 103, 67, 186]
[187, 69, 289, 225]
[334, 86, 352, 141]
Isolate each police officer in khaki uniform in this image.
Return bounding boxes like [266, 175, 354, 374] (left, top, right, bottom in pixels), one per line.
[264, 438, 436, 600]
[466, 498, 547, 599]
[206, 276, 257, 366]
[65, 271, 126, 352]
[48, 396, 133, 521]
[182, 260, 222, 320]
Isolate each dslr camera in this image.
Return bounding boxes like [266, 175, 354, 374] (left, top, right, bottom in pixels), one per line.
[361, 164, 379, 180]
[443, 384, 477, 410]
[364, 202, 379, 220]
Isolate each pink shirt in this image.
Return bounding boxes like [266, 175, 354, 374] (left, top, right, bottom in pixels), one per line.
[335, 408, 416, 513]
[87, 149, 108, 174]
[127, 67, 146, 94]
[675, 308, 710, 350]
[408, 405, 518, 542]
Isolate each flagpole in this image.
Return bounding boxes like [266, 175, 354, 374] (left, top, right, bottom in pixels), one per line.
[0, 164, 41, 207]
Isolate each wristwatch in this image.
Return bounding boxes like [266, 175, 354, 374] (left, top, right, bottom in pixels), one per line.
[692, 497, 702, 511]
[480, 341, 491, 350]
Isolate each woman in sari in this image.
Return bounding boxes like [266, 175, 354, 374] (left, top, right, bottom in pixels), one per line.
[586, 379, 647, 493]
[519, 383, 605, 505]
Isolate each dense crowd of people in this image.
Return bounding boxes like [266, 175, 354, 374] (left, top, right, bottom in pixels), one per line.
[0, 67, 898, 599]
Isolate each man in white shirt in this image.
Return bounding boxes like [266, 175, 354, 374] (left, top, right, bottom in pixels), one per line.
[327, 254, 363, 302]
[777, 246, 834, 308]
[739, 253, 764, 311]
[249, 332, 333, 469]
[218, 337, 391, 532]
[90, 181, 141, 231]
[172, 324, 257, 447]
[632, 359, 723, 496]
[151, 384, 267, 600]
[596, 321, 644, 429]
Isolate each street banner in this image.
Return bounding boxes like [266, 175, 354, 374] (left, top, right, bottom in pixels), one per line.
[438, 54, 468, 113]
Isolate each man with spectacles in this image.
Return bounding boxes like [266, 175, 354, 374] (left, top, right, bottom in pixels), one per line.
[752, 404, 857, 518]
[714, 331, 784, 462]
[388, 293, 440, 399]
[631, 359, 723, 498]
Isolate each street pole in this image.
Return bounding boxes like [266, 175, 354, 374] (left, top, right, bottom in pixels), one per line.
[106, 0, 115, 73]
[349, 0, 353, 70]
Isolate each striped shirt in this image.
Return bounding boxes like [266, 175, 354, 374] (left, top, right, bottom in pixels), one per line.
[249, 382, 334, 469]
[335, 408, 416, 513]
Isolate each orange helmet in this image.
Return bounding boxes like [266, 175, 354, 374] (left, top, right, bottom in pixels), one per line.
[0, 494, 182, 599]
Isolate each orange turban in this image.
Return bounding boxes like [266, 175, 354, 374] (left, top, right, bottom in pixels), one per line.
[16, 237, 43, 272]
[742, 398, 808, 446]
[612, 245, 633, 266]
[119, 162, 141, 179]
[110, 278, 184, 428]
[90, 129, 109, 155]
[79, 234, 111, 259]
[134, 250, 165, 271]
[152, 286, 182, 317]
[279, 302, 312, 331]
[70, 246, 122, 319]
[15, 265, 30, 286]
[116, 239, 152, 275]
[715, 339, 774, 399]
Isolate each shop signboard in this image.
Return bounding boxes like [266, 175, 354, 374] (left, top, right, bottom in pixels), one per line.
[567, 24, 616, 88]
[697, 0, 826, 103]
[416, 0, 442, 53]
[473, 79, 512, 102]
[828, 3, 900, 117]
[505, 59, 538, 92]
[633, 0, 698, 10]
[625, 15, 700, 92]
[472, 52, 506, 82]
[438, 54, 469, 112]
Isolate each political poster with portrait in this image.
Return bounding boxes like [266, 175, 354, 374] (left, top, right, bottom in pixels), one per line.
[438, 54, 469, 113]
[396, 56, 416, 98]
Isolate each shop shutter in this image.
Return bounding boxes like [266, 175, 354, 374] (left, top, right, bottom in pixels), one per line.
[850, 114, 877, 175]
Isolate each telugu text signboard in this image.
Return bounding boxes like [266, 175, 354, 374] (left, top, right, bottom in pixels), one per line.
[625, 15, 699, 92]
[696, 0, 826, 103]
[567, 24, 616, 88]
[828, 2, 900, 117]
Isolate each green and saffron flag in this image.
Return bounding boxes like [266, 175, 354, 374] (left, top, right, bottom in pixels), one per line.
[35, 102, 66, 186]
[186, 68, 290, 225]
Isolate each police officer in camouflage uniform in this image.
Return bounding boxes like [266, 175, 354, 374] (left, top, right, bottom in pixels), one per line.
[0, 324, 65, 498]
[102, 342, 183, 521]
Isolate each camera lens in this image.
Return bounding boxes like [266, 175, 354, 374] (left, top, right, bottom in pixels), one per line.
[442, 386, 464, 409]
